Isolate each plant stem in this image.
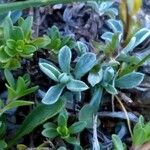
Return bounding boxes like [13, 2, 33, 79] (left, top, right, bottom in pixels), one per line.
[0, 0, 92, 14]
[115, 95, 133, 137]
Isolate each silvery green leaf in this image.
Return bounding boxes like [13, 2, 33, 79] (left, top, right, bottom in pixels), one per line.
[105, 8, 118, 18]
[134, 28, 150, 48]
[107, 19, 123, 33]
[58, 46, 71, 73]
[69, 121, 86, 134]
[88, 69, 103, 87]
[74, 53, 96, 79]
[90, 86, 103, 110]
[122, 37, 136, 54]
[79, 104, 97, 128]
[39, 61, 61, 82]
[104, 84, 118, 95]
[115, 72, 144, 89]
[66, 79, 89, 92]
[101, 32, 114, 42]
[103, 66, 114, 83]
[76, 41, 88, 55]
[99, 2, 114, 10]
[42, 84, 65, 105]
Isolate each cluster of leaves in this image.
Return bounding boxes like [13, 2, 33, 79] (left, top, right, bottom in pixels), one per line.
[112, 116, 150, 150]
[46, 25, 75, 54]
[42, 109, 86, 146]
[0, 0, 149, 149]
[0, 70, 38, 149]
[0, 16, 50, 69]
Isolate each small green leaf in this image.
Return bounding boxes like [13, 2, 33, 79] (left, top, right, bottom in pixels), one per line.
[0, 100, 34, 115]
[39, 61, 61, 82]
[79, 104, 96, 128]
[20, 16, 33, 38]
[76, 41, 88, 55]
[88, 69, 103, 87]
[58, 114, 68, 127]
[104, 84, 118, 95]
[42, 84, 65, 105]
[112, 134, 124, 150]
[65, 137, 80, 145]
[32, 36, 51, 48]
[42, 128, 58, 138]
[115, 72, 144, 89]
[22, 45, 36, 55]
[4, 69, 15, 88]
[69, 121, 86, 134]
[66, 79, 89, 92]
[74, 53, 96, 79]
[58, 46, 72, 73]
[10, 26, 24, 40]
[43, 122, 57, 129]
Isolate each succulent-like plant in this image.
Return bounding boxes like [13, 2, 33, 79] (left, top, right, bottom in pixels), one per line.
[87, 1, 118, 18]
[0, 16, 50, 69]
[4, 69, 38, 101]
[46, 26, 75, 53]
[39, 45, 96, 105]
[0, 70, 38, 116]
[42, 109, 86, 145]
[132, 116, 150, 148]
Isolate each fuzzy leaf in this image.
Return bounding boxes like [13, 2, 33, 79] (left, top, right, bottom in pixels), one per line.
[122, 37, 136, 54]
[39, 61, 61, 82]
[115, 72, 144, 89]
[65, 137, 80, 145]
[107, 19, 123, 33]
[104, 84, 118, 95]
[66, 79, 88, 92]
[79, 104, 96, 128]
[58, 46, 71, 73]
[42, 84, 65, 105]
[90, 86, 103, 110]
[74, 53, 96, 79]
[101, 32, 114, 42]
[8, 100, 64, 147]
[42, 128, 58, 138]
[69, 121, 86, 134]
[76, 41, 88, 55]
[88, 69, 103, 87]
[134, 28, 150, 48]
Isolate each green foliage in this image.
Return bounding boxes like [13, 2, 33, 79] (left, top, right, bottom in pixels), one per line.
[46, 26, 75, 53]
[42, 109, 86, 146]
[0, 0, 148, 149]
[0, 16, 50, 69]
[39, 46, 96, 104]
[112, 134, 125, 150]
[0, 140, 7, 150]
[8, 100, 64, 147]
[4, 69, 38, 101]
[132, 116, 150, 146]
